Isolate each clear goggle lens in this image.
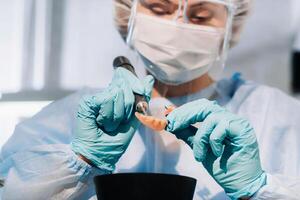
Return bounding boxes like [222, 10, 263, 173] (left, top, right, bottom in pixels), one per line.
[137, 0, 232, 28]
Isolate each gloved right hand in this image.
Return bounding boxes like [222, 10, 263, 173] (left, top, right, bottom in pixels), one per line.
[71, 68, 154, 171]
[166, 99, 266, 199]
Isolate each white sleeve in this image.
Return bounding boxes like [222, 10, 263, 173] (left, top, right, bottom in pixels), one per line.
[251, 173, 300, 200]
[0, 144, 108, 200]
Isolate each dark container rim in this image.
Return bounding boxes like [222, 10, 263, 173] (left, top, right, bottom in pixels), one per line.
[94, 172, 197, 182]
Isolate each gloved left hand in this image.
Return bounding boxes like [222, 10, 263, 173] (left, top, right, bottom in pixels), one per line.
[71, 68, 154, 171]
[166, 99, 266, 199]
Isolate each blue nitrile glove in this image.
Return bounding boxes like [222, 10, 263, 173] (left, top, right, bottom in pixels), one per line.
[166, 99, 266, 199]
[71, 68, 154, 171]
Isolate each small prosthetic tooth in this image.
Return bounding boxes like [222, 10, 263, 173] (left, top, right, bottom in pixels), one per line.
[135, 112, 167, 131]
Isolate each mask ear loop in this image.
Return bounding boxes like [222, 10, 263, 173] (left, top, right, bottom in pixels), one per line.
[126, 0, 138, 47]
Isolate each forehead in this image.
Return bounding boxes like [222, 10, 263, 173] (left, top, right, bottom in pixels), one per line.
[142, 0, 220, 3]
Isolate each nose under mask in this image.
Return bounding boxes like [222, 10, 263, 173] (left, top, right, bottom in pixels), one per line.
[129, 13, 225, 85]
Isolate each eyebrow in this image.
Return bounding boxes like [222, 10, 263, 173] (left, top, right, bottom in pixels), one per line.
[155, 0, 176, 5]
[189, 2, 205, 7]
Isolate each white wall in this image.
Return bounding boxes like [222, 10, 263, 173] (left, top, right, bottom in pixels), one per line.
[0, 0, 24, 92]
[0, 101, 50, 149]
[59, 0, 139, 90]
[225, 0, 299, 93]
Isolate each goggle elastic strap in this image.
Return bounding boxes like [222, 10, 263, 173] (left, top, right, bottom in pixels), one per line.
[126, 0, 138, 47]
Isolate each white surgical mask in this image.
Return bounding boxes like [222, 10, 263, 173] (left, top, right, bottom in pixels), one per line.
[128, 13, 225, 85]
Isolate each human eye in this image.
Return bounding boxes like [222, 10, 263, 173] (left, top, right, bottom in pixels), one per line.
[141, 0, 176, 16]
[148, 3, 171, 15]
[188, 6, 213, 24]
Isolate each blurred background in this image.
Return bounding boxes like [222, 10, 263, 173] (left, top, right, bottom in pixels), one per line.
[0, 0, 300, 149]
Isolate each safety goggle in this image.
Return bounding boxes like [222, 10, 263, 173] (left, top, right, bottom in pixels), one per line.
[132, 0, 235, 27]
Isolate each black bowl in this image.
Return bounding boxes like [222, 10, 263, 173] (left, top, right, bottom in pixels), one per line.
[94, 173, 197, 200]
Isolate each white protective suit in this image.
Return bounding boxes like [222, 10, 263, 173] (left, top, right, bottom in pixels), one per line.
[0, 74, 300, 199]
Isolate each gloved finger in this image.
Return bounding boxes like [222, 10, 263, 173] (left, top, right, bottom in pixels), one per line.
[172, 125, 197, 148]
[193, 116, 217, 162]
[111, 88, 126, 131]
[115, 115, 140, 143]
[96, 87, 125, 132]
[77, 94, 104, 131]
[142, 75, 155, 102]
[120, 83, 135, 122]
[166, 99, 223, 132]
[112, 68, 144, 95]
[229, 118, 257, 146]
[209, 120, 228, 157]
